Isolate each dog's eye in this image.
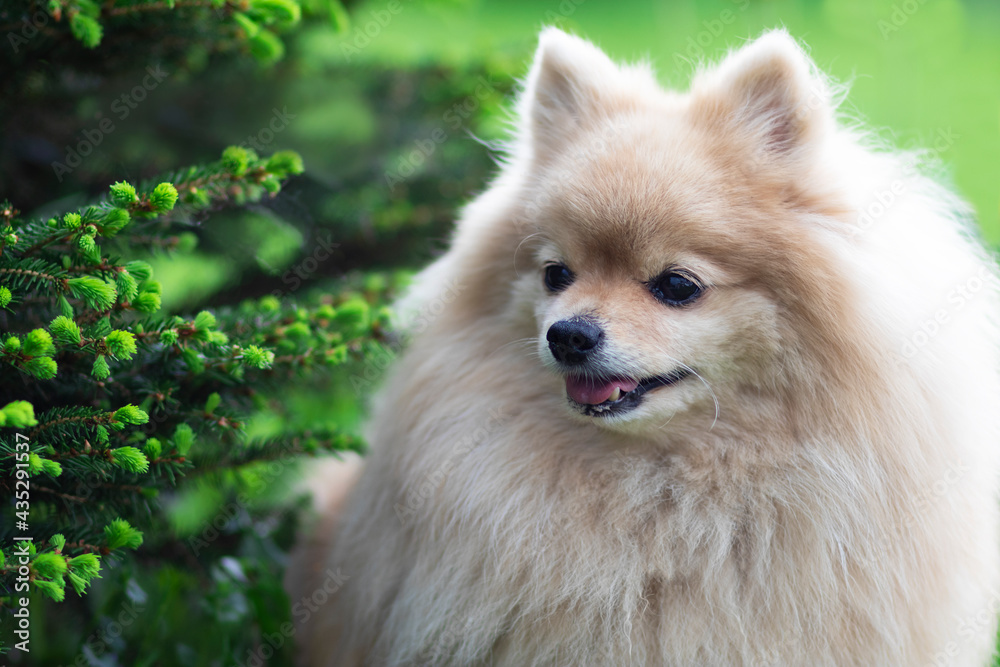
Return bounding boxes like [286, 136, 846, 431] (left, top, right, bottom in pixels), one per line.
[544, 263, 574, 292]
[650, 272, 701, 306]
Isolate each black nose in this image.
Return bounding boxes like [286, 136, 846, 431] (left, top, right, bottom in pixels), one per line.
[547, 317, 603, 365]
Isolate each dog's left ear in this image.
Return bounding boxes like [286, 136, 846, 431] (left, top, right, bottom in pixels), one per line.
[690, 30, 834, 159]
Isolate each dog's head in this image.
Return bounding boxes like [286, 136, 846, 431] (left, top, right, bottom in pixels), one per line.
[502, 29, 853, 432]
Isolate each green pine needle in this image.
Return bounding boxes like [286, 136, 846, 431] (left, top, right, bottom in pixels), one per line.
[109, 181, 138, 207]
[109, 446, 150, 474]
[113, 404, 149, 425]
[105, 330, 138, 360]
[104, 518, 144, 550]
[50, 315, 83, 345]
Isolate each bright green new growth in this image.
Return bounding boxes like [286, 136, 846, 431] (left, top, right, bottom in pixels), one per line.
[0, 0, 420, 658]
[222, 147, 252, 176]
[242, 344, 275, 369]
[0, 400, 37, 427]
[109, 181, 138, 207]
[150, 183, 179, 212]
[23, 329, 55, 357]
[50, 316, 82, 345]
[91, 355, 110, 379]
[67, 276, 117, 311]
[114, 405, 149, 425]
[110, 446, 150, 473]
[105, 330, 138, 360]
[104, 518, 144, 550]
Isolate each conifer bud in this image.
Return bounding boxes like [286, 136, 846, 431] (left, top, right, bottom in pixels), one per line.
[0, 401, 37, 427]
[124, 260, 153, 281]
[67, 276, 117, 310]
[104, 518, 144, 550]
[266, 150, 304, 176]
[50, 315, 82, 345]
[222, 146, 251, 176]
[194, 310, 217, 331]
[110, 446, 149, 474]
[102, 207, 131, 235]
[32, 552, 68, 579]
[113, 404, 149, 425]
[149, 183, 179, 212]
[4, 336, 21, 353]
[233, 12, 260, 37]
[69, 12, 102, 48]
[334, 297, 370, 332]
[249, 29, 284, 65]
[204, 392, 222, 414]
[250, 0, 301, 24]
[33, 579, 66, 602]
[25, 356, 58, 379]
[105, 330, 137, 360]
[69, 553, 101, 578]
[242, 345, 275, 369]
[92, 354, 110, 380]
[143, 438, 162, 460]
[78, 234, 97, 255]
[109, 181, 138, 207]
[23, 329, 55, 356]
[173, 423, 195, 455]
[132, 291, 161, 313]
[115, 270, 138, 303]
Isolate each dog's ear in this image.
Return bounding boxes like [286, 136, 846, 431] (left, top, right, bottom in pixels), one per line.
[519, 28, 641, 161]
[690, 30, 834, 160]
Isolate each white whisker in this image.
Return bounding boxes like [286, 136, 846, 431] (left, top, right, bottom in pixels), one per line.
[663, 354, 720, 430]
[513, 233, 542, 278]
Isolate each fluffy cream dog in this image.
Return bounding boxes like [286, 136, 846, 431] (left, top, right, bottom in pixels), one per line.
[289, 28, 1000, 666]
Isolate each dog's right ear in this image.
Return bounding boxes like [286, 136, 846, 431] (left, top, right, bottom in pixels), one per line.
[518, 28, 642, 162]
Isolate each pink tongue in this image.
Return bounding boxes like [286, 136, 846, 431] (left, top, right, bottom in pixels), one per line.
[565, 376, 639, 405]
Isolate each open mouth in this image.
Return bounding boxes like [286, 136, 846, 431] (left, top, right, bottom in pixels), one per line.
[564, 369, 691, 417]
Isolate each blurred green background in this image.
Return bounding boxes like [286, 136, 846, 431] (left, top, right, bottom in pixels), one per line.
[3, 0, 998, 663]
[323, 0, 1000, 240]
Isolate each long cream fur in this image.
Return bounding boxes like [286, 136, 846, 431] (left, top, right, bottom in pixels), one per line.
[289, 28, 1000, 666]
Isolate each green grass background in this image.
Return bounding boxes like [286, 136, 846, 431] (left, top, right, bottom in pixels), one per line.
[331, 0, 1000, 243]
